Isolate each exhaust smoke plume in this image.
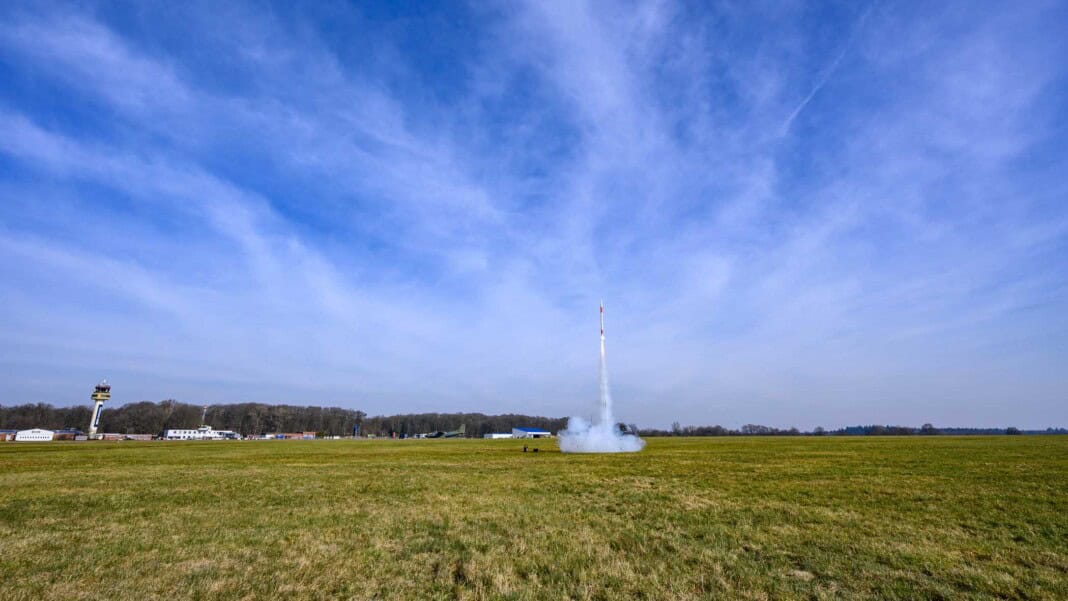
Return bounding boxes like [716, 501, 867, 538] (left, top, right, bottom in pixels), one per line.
[559, 303, 646, 453]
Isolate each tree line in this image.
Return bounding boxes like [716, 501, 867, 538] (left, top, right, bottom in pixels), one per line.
[0, 401, 564, 437]
[638, 422, 1054, 436]
[0, 401, 366, 436]
[1, 401, 1057, 437]
[361, 412, 567, 438]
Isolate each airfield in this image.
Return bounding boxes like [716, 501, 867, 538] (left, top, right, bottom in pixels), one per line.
[1, 436, 1065, 600]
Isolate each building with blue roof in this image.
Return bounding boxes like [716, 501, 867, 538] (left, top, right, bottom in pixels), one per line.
[511, 427, 552, 439]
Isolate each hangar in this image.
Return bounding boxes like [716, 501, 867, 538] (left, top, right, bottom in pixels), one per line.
[15, 429, 54, 441]
[512, 427, 551, 439]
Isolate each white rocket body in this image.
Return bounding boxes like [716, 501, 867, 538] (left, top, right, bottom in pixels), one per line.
[600, 300, 605, 337]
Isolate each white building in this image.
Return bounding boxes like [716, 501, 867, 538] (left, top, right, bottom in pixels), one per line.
[15, 429, 55, 441]
[163, 426, 240, 440]
[511, 427, 551, 439]
[483, 433, 513, 439]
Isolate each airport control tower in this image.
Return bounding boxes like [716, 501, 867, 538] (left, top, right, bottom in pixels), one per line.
[88, 380, 110, 438]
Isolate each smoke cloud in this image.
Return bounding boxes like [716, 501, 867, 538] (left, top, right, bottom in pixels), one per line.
[558, 416, 646, 453]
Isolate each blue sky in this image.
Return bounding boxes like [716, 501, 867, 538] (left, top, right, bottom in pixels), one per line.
[1, 1, 1066, 429]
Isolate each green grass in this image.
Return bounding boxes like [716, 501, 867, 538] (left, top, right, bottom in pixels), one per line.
[1, 437, 1066, 600]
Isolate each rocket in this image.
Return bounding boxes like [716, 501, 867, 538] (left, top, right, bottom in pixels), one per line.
[600, 300, 605, 337]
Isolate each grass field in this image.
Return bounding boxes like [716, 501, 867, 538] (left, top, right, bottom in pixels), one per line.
[1, 437, 1066, 600]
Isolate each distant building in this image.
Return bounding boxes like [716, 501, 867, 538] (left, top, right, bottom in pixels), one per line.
[512, 427, 551, 439]
[163, 426, 240, 440]
[15, 429, 55, 441]
[0, 429, 18, 441]
[484, 433, 513, 439]
[52, 429, 83, 441]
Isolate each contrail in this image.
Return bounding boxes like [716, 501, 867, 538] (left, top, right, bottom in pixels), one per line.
[599, 299, 611, 427]
[781, 2, 877, 135]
